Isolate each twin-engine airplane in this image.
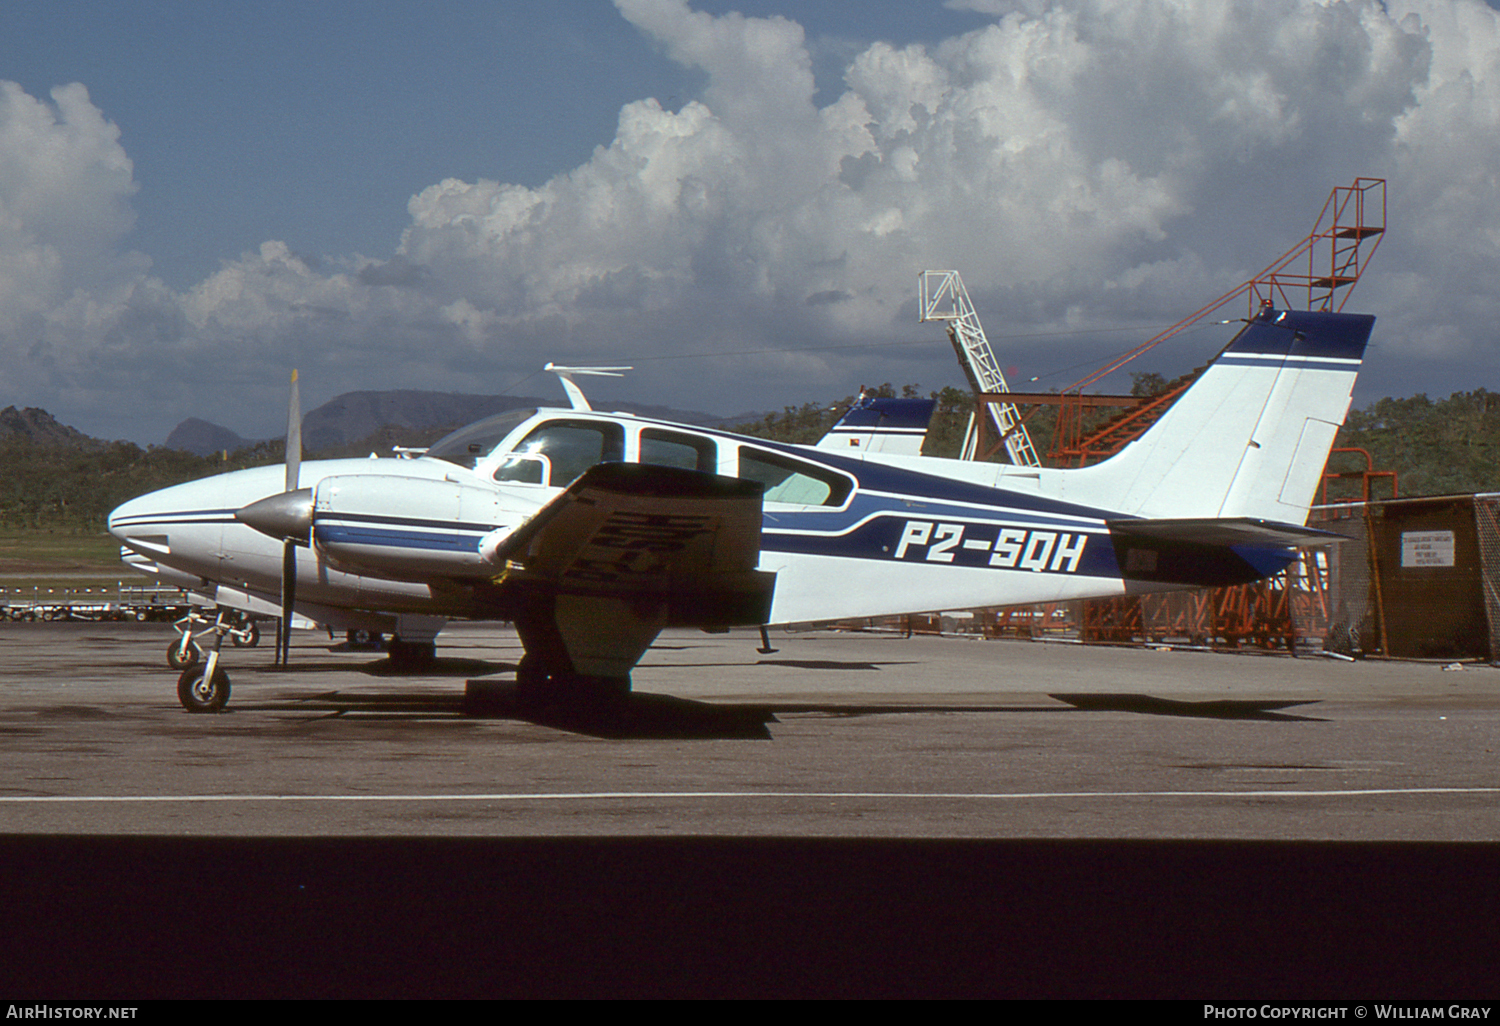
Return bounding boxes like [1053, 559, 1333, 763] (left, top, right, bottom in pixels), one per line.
[109, 306, 1374, 712]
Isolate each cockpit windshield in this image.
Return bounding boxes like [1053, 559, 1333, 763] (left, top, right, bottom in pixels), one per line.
[424, 409, 538, 469]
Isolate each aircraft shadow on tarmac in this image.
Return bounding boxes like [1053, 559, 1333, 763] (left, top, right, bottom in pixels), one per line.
[357, 655, 512, 679]
[234, 650, 900, 739]
[238, 654, 1325, 737]
[243, 683, 780, 740]
[456, 687, 1076, 741]
[464, 684, 781, 740]
[242, 683, 1097, 740]
[252, 652, 511, 678]
[645, 658, 922, 672]
[1049, 693, 1326, 722]
[239, 655, 1055, 739]
[753, 658, 899, 671]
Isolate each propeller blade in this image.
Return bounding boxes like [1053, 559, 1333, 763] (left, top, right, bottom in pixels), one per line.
[285, 368, 302, 493]
[278, 369, 302, 667]
[279, 539, 297, 666]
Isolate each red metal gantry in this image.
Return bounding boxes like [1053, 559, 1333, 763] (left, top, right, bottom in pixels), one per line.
[974, 178, 1392, 650]
[965, 178, 1385, 468]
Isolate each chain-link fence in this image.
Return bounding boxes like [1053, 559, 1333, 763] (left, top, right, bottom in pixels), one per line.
[1468, 494, 1500, 661]
[1313, 495, 1499, 660]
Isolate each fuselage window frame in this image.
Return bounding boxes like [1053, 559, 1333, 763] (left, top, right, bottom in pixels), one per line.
[490, 418, 626, 489]
[426, 408, 540, 470]
[735, 446, 854, 509]
[638, 427, 718, 474]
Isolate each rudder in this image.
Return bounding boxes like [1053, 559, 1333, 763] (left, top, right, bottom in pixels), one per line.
[1068, 307, 1374, 524]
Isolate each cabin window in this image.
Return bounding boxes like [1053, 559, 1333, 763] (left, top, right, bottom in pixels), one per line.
[737, 448, 852, 507]
[498, 420, 624, 488]
[491, 453, 549, 485]
[639, 429, 716, 472]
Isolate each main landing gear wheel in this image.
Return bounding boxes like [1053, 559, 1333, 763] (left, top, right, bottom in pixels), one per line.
[232, 621, 260, 647]
[167, 638, 201, 669]
[177, 664, 231, 713]
[345, 628, 386, 651]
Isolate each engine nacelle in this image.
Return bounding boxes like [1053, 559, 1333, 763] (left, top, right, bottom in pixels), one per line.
[311, 474, 522, 581]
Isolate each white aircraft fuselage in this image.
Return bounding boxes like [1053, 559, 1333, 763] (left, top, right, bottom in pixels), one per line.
[109, 307, 1375, 705]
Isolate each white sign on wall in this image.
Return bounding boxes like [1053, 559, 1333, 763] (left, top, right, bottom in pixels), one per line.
[1401, 530, 1456, 568]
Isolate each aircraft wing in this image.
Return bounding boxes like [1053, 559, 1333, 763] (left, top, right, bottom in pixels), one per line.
[1106, 517, 1345, 548]
[488, 462, 776, 628]
[210, 585, 318, 630]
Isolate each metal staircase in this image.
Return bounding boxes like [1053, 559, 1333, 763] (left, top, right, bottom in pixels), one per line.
[918, 270, 1041, 467]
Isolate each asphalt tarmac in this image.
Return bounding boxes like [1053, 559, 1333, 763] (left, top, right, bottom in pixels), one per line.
[3, 620, 1498, 998]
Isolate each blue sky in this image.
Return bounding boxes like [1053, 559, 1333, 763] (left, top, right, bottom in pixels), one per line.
[2, 1, 996, 291]
[5, 1, 689, 288]
[3, 0, 1500, 444]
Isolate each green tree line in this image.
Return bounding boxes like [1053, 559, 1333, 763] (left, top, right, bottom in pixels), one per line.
[1329, 389, 1500, 499]
[4, 386, 1497, 532]
[735, 382, 1500, 500]
[0, 438, 287, 532]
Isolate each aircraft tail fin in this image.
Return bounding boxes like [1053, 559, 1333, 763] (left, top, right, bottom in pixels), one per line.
[1070, 307, 1374, 525]
[815, 395, 936, 456]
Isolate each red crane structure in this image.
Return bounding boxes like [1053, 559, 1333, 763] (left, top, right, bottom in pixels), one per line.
[968, 177, 1386, 467]
[924, 178, 1396, 651]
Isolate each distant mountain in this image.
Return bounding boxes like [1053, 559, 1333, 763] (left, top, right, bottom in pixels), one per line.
[0, 406, 99, 448]
[300, 391, 548, 451]
[163, 418, 249, 457]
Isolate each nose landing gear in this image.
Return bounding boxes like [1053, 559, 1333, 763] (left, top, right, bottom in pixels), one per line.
[177, 662, 231, 713]
[172, 609, 244, 713]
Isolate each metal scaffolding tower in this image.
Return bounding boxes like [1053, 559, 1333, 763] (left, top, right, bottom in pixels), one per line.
[918, 270, 1041, 466]
[1050, 176, 1387, 466]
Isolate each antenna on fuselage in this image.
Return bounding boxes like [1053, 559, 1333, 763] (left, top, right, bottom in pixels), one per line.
[543, 363, 632, 411]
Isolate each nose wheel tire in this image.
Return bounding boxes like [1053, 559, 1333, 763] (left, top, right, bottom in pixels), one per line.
[167, 639, 201, 669]
[177, 664, 231, 713]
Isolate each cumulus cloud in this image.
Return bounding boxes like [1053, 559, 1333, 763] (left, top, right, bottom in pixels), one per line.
[0, 83, 140, 333]
[0, 82, 187, 428]
[3, 0, 1500, 441]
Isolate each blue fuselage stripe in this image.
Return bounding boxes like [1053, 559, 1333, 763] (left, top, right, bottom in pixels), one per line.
[315, 521, 482, 553]
[110, 508, 239, 528]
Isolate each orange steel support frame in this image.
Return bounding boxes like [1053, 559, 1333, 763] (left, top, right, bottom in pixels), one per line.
[1067, 547, 1335, 650]
[1321, 447, 1398, 505]
[970, 178, 1386, 468]
[969, 179, 1389, 650]
[967, 390, 1143, 464]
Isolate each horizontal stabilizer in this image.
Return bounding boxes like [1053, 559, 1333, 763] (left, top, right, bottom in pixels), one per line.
[1107, 517, 1345, 548]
